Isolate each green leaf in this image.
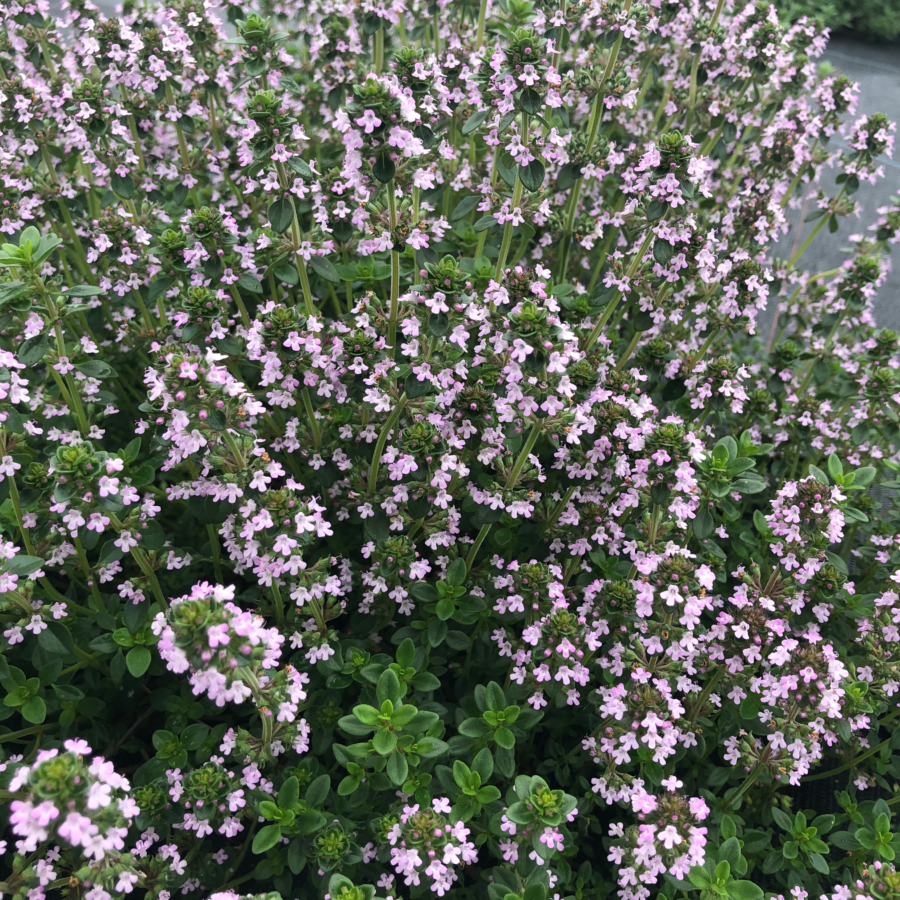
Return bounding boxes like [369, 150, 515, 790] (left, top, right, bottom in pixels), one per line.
[396, 637, 416, 669]
[286, 156, 313, 178]
[727, 881, 763, 900]
[444, 630, 471, 651]
[6, 555, 45, 576]
[295, 810, 327, 834]
[519, 159, 545, 193]
[126, 646, 152, 678]
[472, 747, 494, 782]
[279, 775, 300, 809]
[288, 838, 307, 875]
[373, 729, 398, 755]
[732, 477, 766, 494]
[308, 256, 341, 283]
[390, 704, 419, 727]
[337, 775, 360, 796]
[494, 726, 516, 749]
[718, 836, 741, 869]
[406, 710, 439, 732]
[435, 598, 455, 620]
[18, 334, 48, 366]
[771, 807, 793, 832]
[462, 109, 490, 135]
[21, 696, 47, 724]
[446, 558, 467, 586]
[140, 519, 167, 551]
[687, 866, 713, 890]
[268, 198, 295, 234]
[450, 195, 481, 222]
[272, 263, 299, 285]
[75, 359, 119, 378]
[252, 824, 283, 854]
[305, 774, 330, 807]
[824, 550, 849, 576]
[377, 668, 403, 706]
[808, 464, 829, 485]
[353, 704, 381, 726]
[486, 682, 506, 711]
[387, 751, 408, 785]
[181, 723, 210, 750]
[428, 617, 447, 647]
[477, 785, 501, 803]
[693, 507, 714, 539]
[653, 240, 674, 266]
[111, 173, 135, 199]
[410, 582, 440, 602]
[0, 282, 29, 306]
[647, 199, 667, 221]
[237, 273, 264, 293]
[459, 717, 490, 738]
[474, 215, 498, 233]
[148, 278, 173, 303]
[506, 801, 533, 825]
[373, 155, 395, 183]
[518, 88, 543, 115]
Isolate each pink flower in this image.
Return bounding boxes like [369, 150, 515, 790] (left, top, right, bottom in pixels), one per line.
[355, 109, 382, 134]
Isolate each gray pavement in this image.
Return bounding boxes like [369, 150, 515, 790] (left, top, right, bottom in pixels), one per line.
[771, 37, 900, 335]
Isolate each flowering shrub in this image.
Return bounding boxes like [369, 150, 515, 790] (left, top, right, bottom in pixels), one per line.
[1, 1, 900, 900]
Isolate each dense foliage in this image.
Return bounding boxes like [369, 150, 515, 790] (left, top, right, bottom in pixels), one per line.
[0, 1, 899, 900]
[777, 0, 900, 43]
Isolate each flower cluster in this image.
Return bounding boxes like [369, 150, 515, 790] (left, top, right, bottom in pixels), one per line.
[0, 1, 899, 900]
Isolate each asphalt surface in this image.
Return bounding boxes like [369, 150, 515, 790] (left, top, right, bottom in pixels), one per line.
[775, 36, 900, 333]
[42, 6, 900, 327]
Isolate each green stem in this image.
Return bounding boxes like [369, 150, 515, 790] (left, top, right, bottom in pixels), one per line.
[546, 485, 577, 532]
[206, 524, 224, 583]
[687, 329, 719, 374]
[301, 388, 322, 449]
[298, 259, 316, 317]
[166, 83, 192, 175]
[494, 116, 528, 282]
[0, 724, 44, 744]
[130, 546, 167, 610]
[802, 736, 889, 783]
[685, 0, 725, 131]
[688, 666, 724, 728]
[387, 181, 401, 356]
[73, 535, 104, 610]
[788, 188, 845, 268]
[367, 394, 408, 495]
[466, 419, 543, 570]
[374, 26, 384, 73]
[615, 328, 642, 370]
[475, 0, 490, 50]
[558, 94, 603, 280]
[465, 524, 494, 573]
[583, 230, 654, 352]
[796, 310, 845, 395]
[271, 580, 285, 629]
[722, 751, 770, 811]
[228, 285, 251, 329]
[8, 476, 35, 555]
[238, 668, 275, 760]
[495, 177, 524, 281]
